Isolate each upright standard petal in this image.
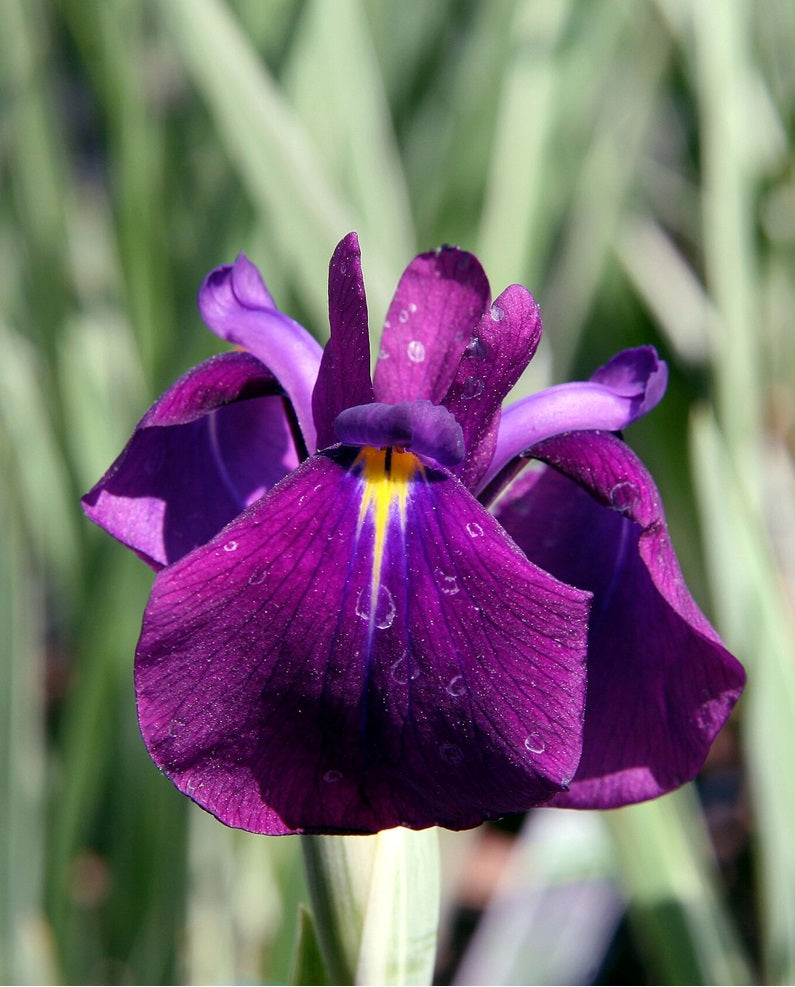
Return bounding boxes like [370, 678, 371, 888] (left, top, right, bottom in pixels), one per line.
[373, 247, 490, 405]
[82, 352, 298, 569]
[495, 430, 745, 808]
[135, 449, 591, 834]
[312, 233, 375, 449]
[443, 284, 542, 491]
[481, 347, 668, 491]
[199, 253, 323, 453]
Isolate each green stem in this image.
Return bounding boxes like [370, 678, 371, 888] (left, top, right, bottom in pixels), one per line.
[301, 828, 440, 986]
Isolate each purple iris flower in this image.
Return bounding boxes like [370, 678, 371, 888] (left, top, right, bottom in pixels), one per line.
[82, 233, 744, 834]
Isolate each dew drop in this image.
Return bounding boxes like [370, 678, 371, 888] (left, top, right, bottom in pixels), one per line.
[384, 319, 392, 330]
[391, 654, 420, 685]
[461, 376, 484, 399]
[409, 302, 418, 314]
[466, 335, 489, 359]
[248, 568, 266, 586]
[490, 303, 505, 322]
[398, 308, 409, 323]
[407, 339, 426, 363]
[356, 586, 396, 629]
[466, 521, 484, 538]
[323, 769, 342, 783]
[378, 347, 390, 359]
[375, 587, 396, 628]
[439, 574, 459, 595]
[609, 481, 640, 514]
[223, 540, 238, 552]
[439, 742, 465, 765]
[446, 675, 466, 697]
[524, 734, 546, 754]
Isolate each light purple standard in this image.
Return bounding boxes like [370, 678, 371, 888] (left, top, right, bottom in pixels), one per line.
[83, 233, 744, 834]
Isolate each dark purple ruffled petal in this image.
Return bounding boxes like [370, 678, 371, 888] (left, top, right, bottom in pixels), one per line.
[82, 352, 298, 569]
[443, 284, 542, 491]
[482, 347, 668, 491]
[312, 233, 374, 449]
[495, 430, 745, 808]
[334, 401, 464, 467]
[373, 247, 490, 404]
[135, 448, 591, 834]
[198, 253, 323, 452]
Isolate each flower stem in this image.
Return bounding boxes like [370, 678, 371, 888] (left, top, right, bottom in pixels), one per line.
[301, 828, 440, 986]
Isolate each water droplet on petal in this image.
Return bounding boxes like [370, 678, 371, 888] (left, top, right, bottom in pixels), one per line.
[409, 302, 418, 314]
[439, 742, 465, 765]
[398, 308, 409, 323]
[524, 734, 546, 754]
[356, 586, 396, 629]
[391, 653, 420, 684]
[384, 319, 392, 330]
[466, 521, 484, 538]
[461, 377, 484, 399]
[446, 675, 466, 697]
[378, 347, 390, 359]
[439, 573, 459, 595]
[490, 303, 505, 322]
[609, 481, 640, 515]
[248, 568, 266, 586]
[323, 769, 343, 783]
[375, 587, 396, 628]
[223, 540, 238, 552]
[407, 339, 426, 363]
[466, 336, 489, 359]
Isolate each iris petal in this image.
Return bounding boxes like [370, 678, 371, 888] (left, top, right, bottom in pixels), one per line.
[482, 347, 668, 491]
[198, 253, 323, 452]
[373, 247, 490, 404]
[312, 233, 374, 448]
[334, 401, 465, 467]
[495, 430, 745, 808]
[443, 283, 542, 490]
[135, 449, 591, 834]
[82, 352, 296, 568]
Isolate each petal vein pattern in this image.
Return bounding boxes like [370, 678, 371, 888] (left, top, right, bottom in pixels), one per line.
[135, 451, 591, 834]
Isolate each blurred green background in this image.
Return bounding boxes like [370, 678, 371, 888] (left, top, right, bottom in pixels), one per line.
[2, 0, 794, 983]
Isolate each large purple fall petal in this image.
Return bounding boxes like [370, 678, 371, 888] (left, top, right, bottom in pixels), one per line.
[443, 284, 542, 491]
[373, 247, 490, 404]
[198, 253, 323, 453]
[481, 347, 668, 491]
[312, 233, 374, 449]
[82, 352, 298, 569]
[135, 449, 591, 834]
[495, 431, 745, 808]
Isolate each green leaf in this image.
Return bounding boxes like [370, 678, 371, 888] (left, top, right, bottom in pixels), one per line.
[691, 407, 795, 984]
[290, 906, 330, 986]
[155, 0, 360, 331]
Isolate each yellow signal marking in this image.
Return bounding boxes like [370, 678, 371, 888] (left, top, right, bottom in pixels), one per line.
[355, 447, 421, 613]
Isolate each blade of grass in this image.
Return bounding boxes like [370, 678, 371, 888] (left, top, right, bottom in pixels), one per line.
[691, 407, 795, 985]
[607, 787, 752, 985]
[0, 453, 56, 984]
[477, 0, 573, 290]
[283, 0, 415, 305]
[154, 0, 365, 332]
